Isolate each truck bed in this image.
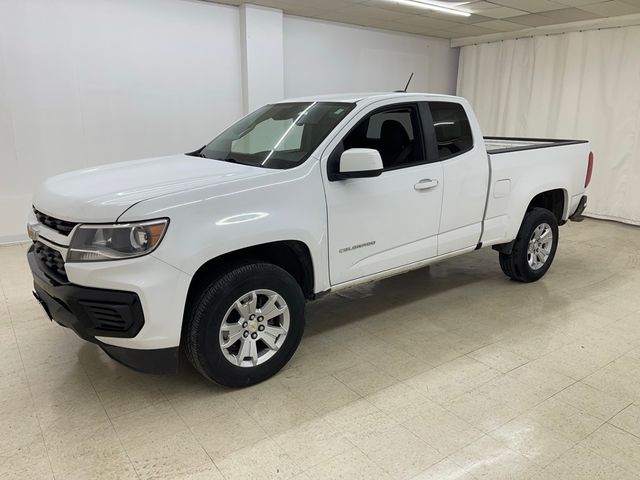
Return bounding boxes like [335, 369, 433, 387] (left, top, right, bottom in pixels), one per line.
[481, 136, 591, 248]
[485, 136, 588, 154]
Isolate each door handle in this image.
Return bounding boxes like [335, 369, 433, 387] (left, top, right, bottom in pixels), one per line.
[414, 178, 439, 191]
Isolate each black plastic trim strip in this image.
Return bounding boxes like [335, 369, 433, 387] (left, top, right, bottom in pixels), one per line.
[418, 102, 439, 164]
[569, 195, 588, 222]
[100, 344, 178, 374]
[485, 136, 588, 155]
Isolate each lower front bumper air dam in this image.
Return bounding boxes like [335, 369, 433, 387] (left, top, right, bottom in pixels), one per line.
[28, 246, 178, 374]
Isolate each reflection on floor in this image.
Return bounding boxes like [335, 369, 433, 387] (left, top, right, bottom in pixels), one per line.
[2, 218, 640, 480]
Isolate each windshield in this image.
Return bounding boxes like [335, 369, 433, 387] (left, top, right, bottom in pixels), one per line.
[198, 102, 355, 169]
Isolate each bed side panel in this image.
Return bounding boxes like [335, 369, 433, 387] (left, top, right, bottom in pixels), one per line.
[482, 142, 590, 246]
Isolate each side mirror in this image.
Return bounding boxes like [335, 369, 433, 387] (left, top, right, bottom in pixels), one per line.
[338, 148, 383, 179]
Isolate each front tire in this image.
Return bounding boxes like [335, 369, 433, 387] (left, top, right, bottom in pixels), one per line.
[185, 263, 305, 387]
[499, 207, 559, 283]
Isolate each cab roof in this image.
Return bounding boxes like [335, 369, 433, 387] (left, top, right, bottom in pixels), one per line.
[276, 92, 462, 105]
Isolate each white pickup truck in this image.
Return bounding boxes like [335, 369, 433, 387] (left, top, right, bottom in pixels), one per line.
[27, 93, 593, 386]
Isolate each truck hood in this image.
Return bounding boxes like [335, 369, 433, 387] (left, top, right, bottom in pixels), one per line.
[33, 154, 273, 222]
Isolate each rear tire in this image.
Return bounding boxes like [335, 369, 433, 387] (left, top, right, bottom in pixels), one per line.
[185, 262, 305, 387]
[499, 207, 559, 283]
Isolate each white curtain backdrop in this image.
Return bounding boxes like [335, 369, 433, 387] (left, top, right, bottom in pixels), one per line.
[457, 27, 640, 225]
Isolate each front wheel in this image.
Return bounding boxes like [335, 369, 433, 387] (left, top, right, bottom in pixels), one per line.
[499, 207, 559, 283]
[185, 263, 305, 387]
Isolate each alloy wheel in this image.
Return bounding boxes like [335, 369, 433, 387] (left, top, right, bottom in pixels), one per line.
[218, 289, 290, 367]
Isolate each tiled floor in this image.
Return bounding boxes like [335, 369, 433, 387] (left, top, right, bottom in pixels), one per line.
[2, 218, 640, 480]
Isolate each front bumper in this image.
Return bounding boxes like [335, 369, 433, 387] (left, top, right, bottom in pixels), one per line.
[28, 246, 179, 374]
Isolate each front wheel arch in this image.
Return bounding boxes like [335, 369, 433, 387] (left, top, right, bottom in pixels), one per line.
[180, 241, 313, 347]
[185, 240, 314, 303]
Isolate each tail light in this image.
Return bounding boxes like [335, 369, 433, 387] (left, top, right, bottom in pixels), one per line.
[585, 151, 594, 188]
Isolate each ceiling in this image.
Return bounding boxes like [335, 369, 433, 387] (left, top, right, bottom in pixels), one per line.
[208, 0, 640, 39]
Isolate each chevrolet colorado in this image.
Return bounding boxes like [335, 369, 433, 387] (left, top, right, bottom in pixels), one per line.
[27, 93, 592, 386]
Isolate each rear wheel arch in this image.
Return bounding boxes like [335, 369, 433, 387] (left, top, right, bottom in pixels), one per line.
[497, 188, 567, 252]
[527, 189, 567, 224]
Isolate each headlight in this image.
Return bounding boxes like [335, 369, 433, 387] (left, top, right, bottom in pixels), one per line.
[67, 219, 169, 262]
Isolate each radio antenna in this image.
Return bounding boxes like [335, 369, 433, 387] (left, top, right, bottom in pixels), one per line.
[394, 72, 414, 93]
[403, 72, 414, 92]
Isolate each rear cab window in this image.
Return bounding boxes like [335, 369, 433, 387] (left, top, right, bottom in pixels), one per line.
[428, 102, 474, 160]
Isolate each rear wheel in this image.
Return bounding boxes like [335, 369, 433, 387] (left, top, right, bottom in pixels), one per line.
[499, 207, 559, 283]
[185, 263, 305, 387]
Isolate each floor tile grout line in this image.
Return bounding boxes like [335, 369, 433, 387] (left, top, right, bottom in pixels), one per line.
[444, 433, 540, 480]
[474, 375, 639, 473]
[533, 434, 614, 478]
[206, 385, 296, 478]
[575, 422, 640, 479]
[0, 280, 57, 480]
[303, 392, 403, 478]
[558, 342, 640, 412]
[438, 373, 584, 450]
[164, 391, 228, 479]
[479, 315, 640, 400]
[233, 384, 320, 478]
[282, 369, 363, 415]
[78, 361, 142, 480]
[481, 374, 600, 458]
[167, 372, 361, 479]
[604, 415, 640, 442]
[463, 349, 532, 375]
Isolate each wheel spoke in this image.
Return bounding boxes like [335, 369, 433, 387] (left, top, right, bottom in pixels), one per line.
[533, 227, 542, 240]
[249, 341, 258, 366]
[236, 339, 251, 365]
[259, 294, 278, 316]
[539, 229, 551, 242]
[234, 291, 258, 317]
[246, 291, 257, 315]
[234, 299, 250, 318]
[221, 322, 242, 334]
[262, 301, 288, 321]
[264, 325, 287, 337]
[221, 326, 243, 349]
[261, 332, 279, 350]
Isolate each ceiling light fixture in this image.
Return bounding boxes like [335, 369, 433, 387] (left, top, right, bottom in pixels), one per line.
[391, 0, 471, 17]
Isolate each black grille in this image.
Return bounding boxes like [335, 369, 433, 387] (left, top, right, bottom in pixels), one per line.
[79, 302, 136, 333]
[33, 241, 68, 283]
[33, 208, 77, 236]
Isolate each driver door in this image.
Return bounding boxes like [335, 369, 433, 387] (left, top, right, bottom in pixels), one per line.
[323, 102, 443, 285]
